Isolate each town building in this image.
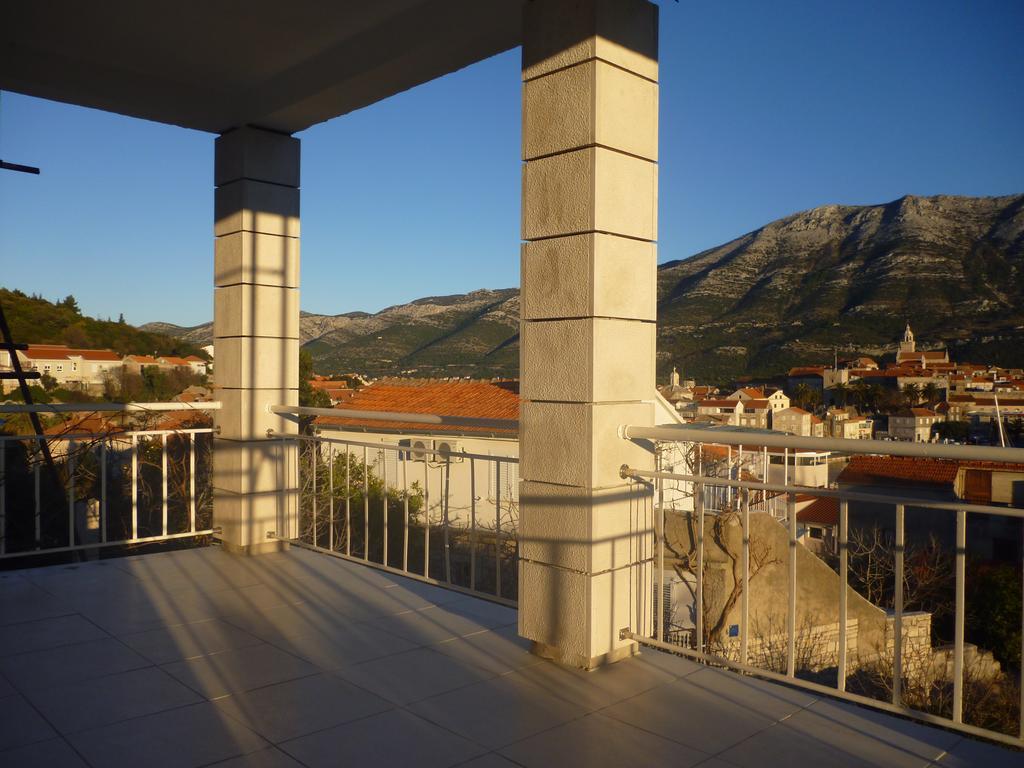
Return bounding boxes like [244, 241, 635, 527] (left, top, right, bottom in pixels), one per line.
[0, 344, 122, 394]
[888, 407, 943, 442]
[772, 406, 825, 437]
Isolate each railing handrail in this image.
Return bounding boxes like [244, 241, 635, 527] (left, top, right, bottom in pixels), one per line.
[620, 465, 1024, 518]
[267, 429, 519, 464]
[0, 401, 222, 414]
[621, 422, 1024, 464]
[0, 428, 215, 441]
[270, 404, 518, 432]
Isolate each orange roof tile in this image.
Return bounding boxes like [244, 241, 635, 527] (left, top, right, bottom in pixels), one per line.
[838, 456, 959, 486]
[316, 379, 519, 435]
[798, 497, 839, 526]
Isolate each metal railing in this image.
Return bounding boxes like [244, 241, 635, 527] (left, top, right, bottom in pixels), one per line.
[269, 413, 518, 605]
[620, 422, 1024, 748]
[0, 402, 219, 559]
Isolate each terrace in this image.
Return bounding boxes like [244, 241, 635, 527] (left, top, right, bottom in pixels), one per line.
[2, 1, 1024, 765]
[1, 544, 1016, 767]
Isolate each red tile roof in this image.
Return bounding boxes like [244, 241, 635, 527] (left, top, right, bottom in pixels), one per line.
[44, 415, 121, 437]
[125, 355, 159, 365]
[20, 345, 122, 362]
[315, 379, 520, 435]
[789, 366, 825, 377]
[698, 399, 741, 408]
[838, 456, 959, 486]
[797, 497, 839, 526]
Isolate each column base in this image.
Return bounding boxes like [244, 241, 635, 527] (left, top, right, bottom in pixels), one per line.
[216, 537, 290, 557]
[530, 639, 640, 671]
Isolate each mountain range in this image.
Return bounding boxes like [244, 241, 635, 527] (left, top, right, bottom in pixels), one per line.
[143, 193, 1024, 384]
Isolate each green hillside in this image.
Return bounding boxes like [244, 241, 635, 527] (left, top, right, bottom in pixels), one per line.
[0, 288, 209, 359]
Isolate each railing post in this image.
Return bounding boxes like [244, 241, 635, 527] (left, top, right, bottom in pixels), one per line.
[518, 0, 658, 669]
[893, 503, 905, 706]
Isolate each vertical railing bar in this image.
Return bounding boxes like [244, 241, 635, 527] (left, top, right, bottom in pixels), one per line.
[893, 502, 905, 707]
[0, 439, 5, 555]
[329, 443, 335, 551]
[312, 436, 319, 548]
[495, 459, 502, 598]
[188, 433, 196, 533]
[34, 458, 41, 547]
[279, 438, 286, 539]
[345, 443, 351, 556]
[838, 498, 849, 692]
[423, 458, 430, 578]
[160, 433, 167, 537]
[362, 445, 369, 561]
[68, 439, 76, 547]
[657, 449, 665, 644]
[740, 485, 750, 666]
[952, 508, 966, 724]
[1020, 521, 1024, 741]
[402, 447, 409, 572]
[442, 456, 451, 584]
[382, 448, 389, 567]
[131, 434, 138, 541]
[470, 457, 477, 592]
[787, 490, 796, 678]
[695, 479, 704, 654]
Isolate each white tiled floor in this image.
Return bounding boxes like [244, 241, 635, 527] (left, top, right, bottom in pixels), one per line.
[0, 545, 1020, 767]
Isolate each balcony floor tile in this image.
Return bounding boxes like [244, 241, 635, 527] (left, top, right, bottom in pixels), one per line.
[2, 545, 1020, 768]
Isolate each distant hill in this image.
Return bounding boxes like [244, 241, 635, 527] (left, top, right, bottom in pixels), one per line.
[145, 194, 1024, 383]
[0, 288, 209, 360]
[144, 289, 521, 378]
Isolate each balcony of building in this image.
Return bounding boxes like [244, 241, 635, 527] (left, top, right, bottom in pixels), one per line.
[3, 1, 1024, 766]
[1, 540, 1017, 768]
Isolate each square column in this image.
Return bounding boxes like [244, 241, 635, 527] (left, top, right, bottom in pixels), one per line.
[518, 0, 658, 668]
[213, 126, 300, 555]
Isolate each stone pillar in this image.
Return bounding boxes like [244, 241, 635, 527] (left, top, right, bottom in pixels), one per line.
[518, 0, 658, 668]
[212, 126, 300, 555]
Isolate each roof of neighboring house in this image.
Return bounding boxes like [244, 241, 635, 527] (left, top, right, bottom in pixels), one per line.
[21, 345, 120, 362]
[797, 497, 839, 526]
[44, 415, 121, 437]
[743, 399, 770, 410]
[124, 355, 159, 365]
[315, 378, 520, 436]
[810, 415, 823, 425]
[697, 399, 742, 409]
[183, 355, 206, 363]
[788, 367, 825, 377]
[151, 411, 214, 431]
[735, 387, 764, 398]
[159, 356, 193, 366]
[838, 456, 960, 486]
[779, 407, 810, 416]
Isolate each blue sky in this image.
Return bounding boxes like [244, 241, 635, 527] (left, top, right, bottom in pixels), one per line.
[1, 1, 1022, 327]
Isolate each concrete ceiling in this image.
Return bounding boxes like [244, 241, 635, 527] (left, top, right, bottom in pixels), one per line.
[1, 0, 525, 134]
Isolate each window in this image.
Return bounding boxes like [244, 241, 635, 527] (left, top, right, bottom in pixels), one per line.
[809, 527, 823, 540]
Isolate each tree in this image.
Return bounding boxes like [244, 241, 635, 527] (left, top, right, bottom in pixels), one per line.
[792, 383, 822, 411]
[39, 372, 58, 392]
[901, 383, 921, 407]
[118, 313, 126, 324]
[830, 382, 850, 408]
[61, 295, 80, 314]
[922, 382, 940, 406]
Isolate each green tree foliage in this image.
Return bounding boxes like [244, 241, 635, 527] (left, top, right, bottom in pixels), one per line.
[968, 564, 1022, 671]
[932, 420, 970, 442]
[0, 287, 208, 359]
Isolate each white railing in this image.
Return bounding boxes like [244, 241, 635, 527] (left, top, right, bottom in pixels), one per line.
[0, 402, 219, 559]
[269, 409, 519, 605]
[620, 423, 1024, 748]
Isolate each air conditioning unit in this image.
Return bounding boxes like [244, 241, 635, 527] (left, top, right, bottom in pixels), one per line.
[434, 439, 463, 463]
[399, 438, 431, 462]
